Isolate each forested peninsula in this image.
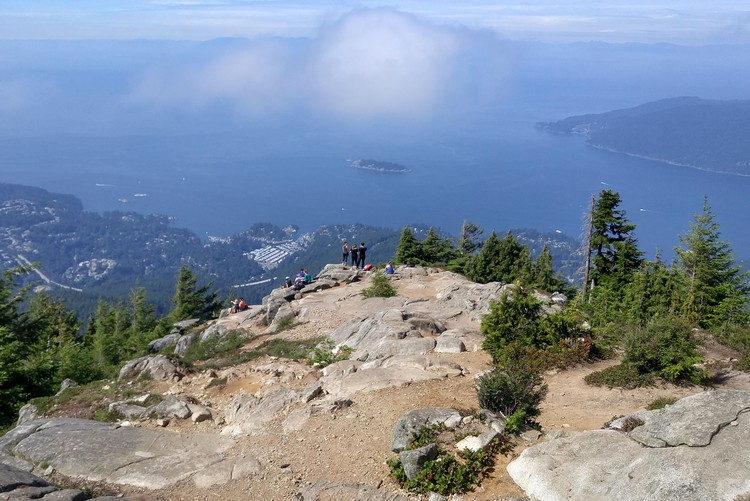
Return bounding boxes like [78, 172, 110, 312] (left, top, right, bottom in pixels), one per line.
[539, 97, 750, 176]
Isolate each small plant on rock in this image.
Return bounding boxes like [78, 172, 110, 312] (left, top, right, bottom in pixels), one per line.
[646, 396, 678, 410]
[387, 421, 507, 496]
[361, 271, 397, 298]
[308, 339, 353, 368]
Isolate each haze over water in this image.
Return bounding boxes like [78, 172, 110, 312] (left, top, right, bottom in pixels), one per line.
[3, 111, 749, 261]
[1, 5, 749, 261]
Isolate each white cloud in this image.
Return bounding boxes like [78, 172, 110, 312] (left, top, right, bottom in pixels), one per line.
[308, 9, 462, 120]
[128, 9, 470, 122]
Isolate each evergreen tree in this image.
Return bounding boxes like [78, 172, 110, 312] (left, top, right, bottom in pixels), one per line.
[25, 291, 80, 351]
[171, 265, 221, 321]
[465, 232, 531, 284]
[448, 221, 483, 274]
[420, 227, 457, 264]
[621, 256, 683, 326]
[394, 227, 422, 265]
[675, 198, 749, 327]
[458, 221, 483, 256]
[126, 287, 162, 352]
[465, 232, 501, 283]
[531, 244, 564, 293]
[0, 267, 61, 425]
[588, 190, 643, 291]
[90, 300, 130, 370]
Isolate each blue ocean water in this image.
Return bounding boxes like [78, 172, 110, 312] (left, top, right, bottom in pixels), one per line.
[2, 117, 749, 261]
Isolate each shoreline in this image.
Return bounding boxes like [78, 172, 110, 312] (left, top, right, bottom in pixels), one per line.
[586, 142, 750, 178]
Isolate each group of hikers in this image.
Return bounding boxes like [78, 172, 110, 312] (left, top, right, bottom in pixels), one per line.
[228, 297, 249, 314]
[284, 268, 312, 291]
[342, 241, 369, 270]
[227, 240, 396, 315]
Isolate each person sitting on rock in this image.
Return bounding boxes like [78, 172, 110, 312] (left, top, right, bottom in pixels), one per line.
[284, 276, 293, 288]
[292, 275, 305, 290]
[238, 298, 248, 311]
[385, 262, 394, 274]
[229, 299, 240, 314]
[303, 268, 312, 284]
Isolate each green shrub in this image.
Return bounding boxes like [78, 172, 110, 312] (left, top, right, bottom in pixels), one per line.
[736, 353, 750, 372]
[182, 330, 249, 365]
[714, 323, 750, 367]
[476, 358, 547, 429]
[480, 286, 585, 367]
[272, 316, 299, 333]
[408, 423, 447, 449]
[399, 446, 498, 495]
[584, 363, 655, 389]
[387, 421, 506, 496]
[623, 317, 709, 384]
[502, 409, 527, 435]
[308, 339, 353, 368]
[261, 338, 322, 361]
[588, 322, 623, 359]
[361, 272, 397, 298]
[646, 396, 678, 410]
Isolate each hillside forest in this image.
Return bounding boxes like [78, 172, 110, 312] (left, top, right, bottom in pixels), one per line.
[1, 189, 749, 430]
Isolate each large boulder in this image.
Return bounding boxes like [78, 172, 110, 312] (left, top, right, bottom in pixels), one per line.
[434, 281, 512, 321]
[174, 331, 198, 357]
[118, 355, 182, 382]
[147, 332, 181, 353]
[222, 384, 323, 437]
[148, 395, 192, 420]
[315, 264, 361, 283]
[399, 443, 438, 480]
[321, 356, 462, 398]
[0, 418, 257, 490]
[508, 390, 750, 501]
[328, 309, 445, 361]
[391, 408, 462, 452]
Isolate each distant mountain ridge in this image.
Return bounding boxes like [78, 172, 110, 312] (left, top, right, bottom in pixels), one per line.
[538, 97, 750, 176]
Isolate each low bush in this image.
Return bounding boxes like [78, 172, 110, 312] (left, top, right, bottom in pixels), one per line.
[262, 338, 322, 360]
[362, 272, 397, 298]
[308, 339, 353, 368]
[182, 330, 249, 366]
[272, 316, 299, 333]
[646, 396, 678, 410]
[475, 357, 547, 431]
[584, 363, 655, 389]
[623, 317, 709, 385]
[714, 323, 750, 370]
[481, 286, 586, 368]
[387, 422, 507, 496]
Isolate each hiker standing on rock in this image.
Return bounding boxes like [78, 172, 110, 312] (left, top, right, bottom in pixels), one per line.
[351, 243, 359, 268]
[358, 242, 367, 269]
[342, 241, 349, 265]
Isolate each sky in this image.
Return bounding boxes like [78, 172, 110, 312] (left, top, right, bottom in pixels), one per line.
[1, 0, 749, 45]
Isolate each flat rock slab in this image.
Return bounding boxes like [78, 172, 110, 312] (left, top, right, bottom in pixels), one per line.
[620, 388, 750, 447]
[0, 418, 255, 490]
[508, 390, 750, 501]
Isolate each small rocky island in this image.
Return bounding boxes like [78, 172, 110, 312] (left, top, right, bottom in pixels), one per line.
[347, 159, 411, 173]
